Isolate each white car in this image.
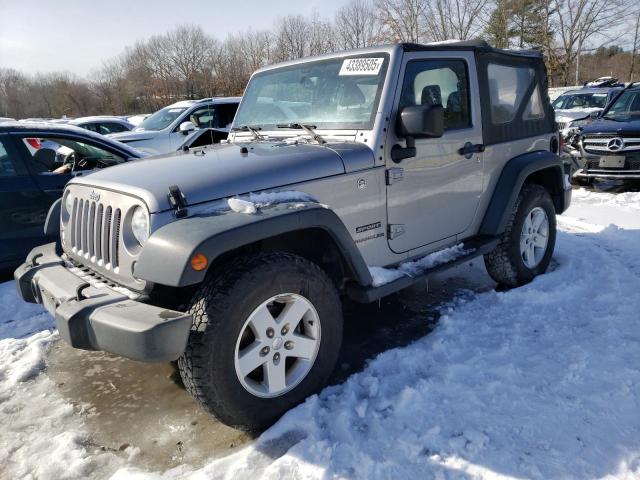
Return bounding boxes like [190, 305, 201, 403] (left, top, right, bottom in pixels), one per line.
[68, 116, 135, 135]
[108, 97, 241, 155]
[552, 87, 623, 135]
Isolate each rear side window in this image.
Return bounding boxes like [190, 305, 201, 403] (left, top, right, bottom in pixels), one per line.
[0, 139, 17, 177]
[487, 64, 537, 124]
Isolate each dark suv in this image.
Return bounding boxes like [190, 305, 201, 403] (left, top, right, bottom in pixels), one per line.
[576, 84, 640, 182]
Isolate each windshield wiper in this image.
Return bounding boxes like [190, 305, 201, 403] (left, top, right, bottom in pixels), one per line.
[231, 125, 264, 140]
[276, 123, 326, 144]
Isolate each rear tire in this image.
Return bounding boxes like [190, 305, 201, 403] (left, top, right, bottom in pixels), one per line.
[178, 252, 343, 431]
[484, 184, 557, 287]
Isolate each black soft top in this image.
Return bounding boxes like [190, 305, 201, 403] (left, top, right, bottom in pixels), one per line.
[401, 40, 543, 59]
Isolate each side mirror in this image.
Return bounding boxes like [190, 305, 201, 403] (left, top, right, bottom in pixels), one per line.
[179, 121, 196, 135]
[398, 104, 444, 139]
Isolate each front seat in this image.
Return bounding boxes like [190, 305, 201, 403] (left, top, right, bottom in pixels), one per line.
[421, 85, 442, 107]
[339, 82, 366, 107]
[32, 148, 57, 172]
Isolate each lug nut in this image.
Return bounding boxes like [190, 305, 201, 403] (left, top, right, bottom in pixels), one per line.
[273, 352, 281, 363]
[284, 341, 294, 350]
[266, 328, 274, 338]
[281, 324, 289, 335]
[260, 346, 270, 356]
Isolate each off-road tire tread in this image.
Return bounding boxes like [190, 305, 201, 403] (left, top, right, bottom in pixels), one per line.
[178, 251, 341, 430]
[484, 184, 556, 287]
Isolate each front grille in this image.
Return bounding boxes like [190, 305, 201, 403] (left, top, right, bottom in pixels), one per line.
[70, 199, 121, 270]
[583, 135, 640, 154]
[62, 184, 147, 291]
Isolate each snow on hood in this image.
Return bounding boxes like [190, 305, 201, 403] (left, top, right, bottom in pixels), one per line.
[68, 142, 353, 213]
[107, 130, 158, 142]
[554, 107, 602, 122]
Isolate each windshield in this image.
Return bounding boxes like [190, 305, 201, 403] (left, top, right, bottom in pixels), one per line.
[552, 92, 608, 110]
[137, 106, 187, 131]
[233, 55, 389, 131]
[603, 89, 640, 120]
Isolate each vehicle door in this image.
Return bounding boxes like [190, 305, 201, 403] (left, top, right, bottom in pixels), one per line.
[386, 52, 484, 253]
[169, 104, 216, 150]
[0, 134, 56, 266]
[9, 132, 129, 228]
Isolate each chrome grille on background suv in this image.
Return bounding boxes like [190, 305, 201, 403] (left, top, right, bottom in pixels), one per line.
[582, 135, 640, 154]
[62, 185, 146, 291]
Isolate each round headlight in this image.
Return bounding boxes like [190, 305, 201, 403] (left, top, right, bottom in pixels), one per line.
[131, 206, 149, 245]
[64, 193, 74, 216]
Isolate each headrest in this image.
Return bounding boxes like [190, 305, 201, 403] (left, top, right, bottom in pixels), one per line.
[421, 85, 442, 106]
[340, 82, 366, 107]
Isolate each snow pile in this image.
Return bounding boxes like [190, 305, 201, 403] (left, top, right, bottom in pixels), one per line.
[571, 187, 640, 211]
[368, 243, 470, 287]
[0, 282, 125, 479]
[221, 190, 320, 214]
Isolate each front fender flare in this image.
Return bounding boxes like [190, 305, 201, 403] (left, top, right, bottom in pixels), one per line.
[135, 203, 373, 287]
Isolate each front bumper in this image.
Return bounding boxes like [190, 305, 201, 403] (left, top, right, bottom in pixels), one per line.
[14, 243, 192, 362]
[573, 168, 640, 180]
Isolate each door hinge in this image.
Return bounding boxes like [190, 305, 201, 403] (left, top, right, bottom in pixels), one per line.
[385, 168, 404, 185]
[388, 224, 406, 239]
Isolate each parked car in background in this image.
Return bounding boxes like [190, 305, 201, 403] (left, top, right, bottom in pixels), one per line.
[552, 86, 623, 133]
[575, 83, 640, 183]
[126, 114, 150, 127]
[69, 116, 135, 135]
[108, 97, 241, 154]
[0, 122, 145, 270]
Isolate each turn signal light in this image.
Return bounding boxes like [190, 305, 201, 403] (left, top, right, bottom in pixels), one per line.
[190, 253, 208, 271]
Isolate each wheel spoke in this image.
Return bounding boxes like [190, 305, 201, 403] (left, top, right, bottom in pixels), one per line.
[288, 333, 317, 360]
[237, 341, 267, 378]
[532, 210, 545, 231]
[248, 305, 275, 338]
[528, 242, 536, 263]
[264, 359, 287, 393]
[278, 297, 310, 328]
[523, 214, 533, 232]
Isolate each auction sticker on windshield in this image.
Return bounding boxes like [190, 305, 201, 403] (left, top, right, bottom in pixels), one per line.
[339, 58, 384, 76]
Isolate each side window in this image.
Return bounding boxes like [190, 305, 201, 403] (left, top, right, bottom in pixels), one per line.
[189, 106, 216, 129]
[399, 59, 471, 130]
[214, 104, 239, 129]
[99, 123, 128, 134]
[0, 139, 17, 177]
[20, 136, 126, 175]
[487, 64, 538, 124]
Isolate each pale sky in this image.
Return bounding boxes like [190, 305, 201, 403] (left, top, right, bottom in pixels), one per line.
[0, 0, 347, 77]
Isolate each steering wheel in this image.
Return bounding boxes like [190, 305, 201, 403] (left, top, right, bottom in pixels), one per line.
[62, 150, 77, 172]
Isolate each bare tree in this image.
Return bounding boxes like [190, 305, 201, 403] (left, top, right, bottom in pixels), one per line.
[553, 0, 624, 85]
[273, 15, 309, 61]
[335, 0, 383, 49]
[376, 0, 428, 43]
[423, 0, 490, 41]
[630, 9, 640, 82]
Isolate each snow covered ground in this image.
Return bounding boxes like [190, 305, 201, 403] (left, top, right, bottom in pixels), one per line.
[1, 186, 639, 479]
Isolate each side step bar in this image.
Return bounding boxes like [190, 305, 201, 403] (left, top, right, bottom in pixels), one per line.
[347, 236, 499, 303]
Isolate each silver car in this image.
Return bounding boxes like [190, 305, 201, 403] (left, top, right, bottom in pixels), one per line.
[109, 97, 241, 154]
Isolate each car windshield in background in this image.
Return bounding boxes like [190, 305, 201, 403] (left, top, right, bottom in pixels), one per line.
[137, 107, 187, 131]
[603, 89, 640, 120]
[552, 92, 608, 110]
[233, 55, 389, 130]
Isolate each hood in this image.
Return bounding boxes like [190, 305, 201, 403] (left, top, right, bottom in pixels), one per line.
[581, 117, 640, 136]
[70, 141, 370, 212]
[554, 107, 602, 122]
[108, 130, 159, 142]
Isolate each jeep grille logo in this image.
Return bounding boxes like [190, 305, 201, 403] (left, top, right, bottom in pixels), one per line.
[607, 137, 624, 152]
[89, 190, 100, 202]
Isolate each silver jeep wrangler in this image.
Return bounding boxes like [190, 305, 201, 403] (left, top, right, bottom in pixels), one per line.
[15, 40, 571, 430]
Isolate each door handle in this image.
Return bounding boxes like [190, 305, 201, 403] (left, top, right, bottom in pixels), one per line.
[458, 142, 485, 158]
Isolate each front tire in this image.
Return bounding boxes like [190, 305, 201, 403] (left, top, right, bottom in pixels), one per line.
[484, 184, 557, 287]
[178, 252, 343, 431]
